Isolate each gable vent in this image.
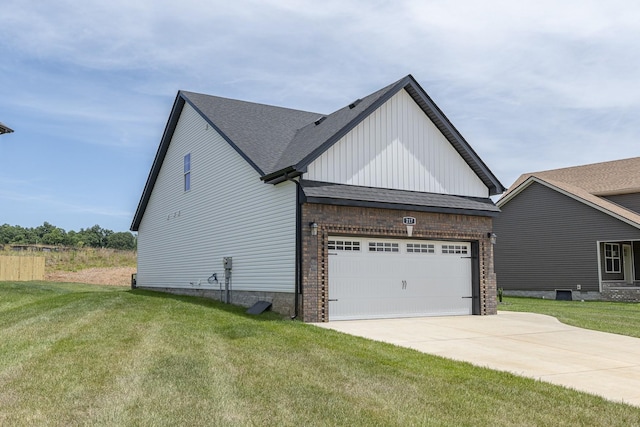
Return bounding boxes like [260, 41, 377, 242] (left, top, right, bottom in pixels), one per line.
[348, 99, 362, 109]
[314, 116, 327, 126]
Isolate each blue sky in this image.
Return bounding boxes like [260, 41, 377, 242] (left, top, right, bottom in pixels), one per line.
[2, 0, 639, 233]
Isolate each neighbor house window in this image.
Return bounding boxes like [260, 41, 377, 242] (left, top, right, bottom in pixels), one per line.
[604, 243, 621, 273]
[184, 153, 191, 191]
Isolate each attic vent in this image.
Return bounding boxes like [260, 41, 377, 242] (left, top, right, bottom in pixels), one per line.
[348, 99, 362, 109]
[314, 116, 327, 126]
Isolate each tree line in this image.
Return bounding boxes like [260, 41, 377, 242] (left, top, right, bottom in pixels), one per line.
[0, 223, 136, 251]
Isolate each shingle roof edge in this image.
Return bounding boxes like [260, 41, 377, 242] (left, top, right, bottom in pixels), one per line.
[497, 175, 640, 230]
[300, 179, 500, 217]
[131, 93, 186, 231]
[266, 74, 505, 195]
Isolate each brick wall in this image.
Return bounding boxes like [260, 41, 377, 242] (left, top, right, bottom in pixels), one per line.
[301, 203, 497, 322]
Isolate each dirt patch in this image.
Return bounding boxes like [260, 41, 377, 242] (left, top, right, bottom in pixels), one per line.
[45, 267, 136, 287]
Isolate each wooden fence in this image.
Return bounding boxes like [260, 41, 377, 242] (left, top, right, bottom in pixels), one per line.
[0, 256, 45, 281]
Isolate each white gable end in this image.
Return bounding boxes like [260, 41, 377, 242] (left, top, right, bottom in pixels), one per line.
[305, 89, 489, 198]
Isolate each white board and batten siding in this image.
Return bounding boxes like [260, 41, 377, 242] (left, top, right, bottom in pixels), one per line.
[306, 89, 489, 198]
[137, 103, 297, 293]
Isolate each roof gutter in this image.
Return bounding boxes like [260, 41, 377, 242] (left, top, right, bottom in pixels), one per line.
[262, 166, 301, 184]
[284, 173, 302, 320]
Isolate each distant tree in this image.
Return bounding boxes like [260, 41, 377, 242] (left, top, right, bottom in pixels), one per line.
[41, 227, 67, 246]
[66, 230, 80, 247]
[106, 232, 136, 250]
[78, 224, 113, 248]
[0, 224, 15, 244]
[35, 222, 56, 242]
[0, 223, 134, 249]
[0, 224, 35, 244]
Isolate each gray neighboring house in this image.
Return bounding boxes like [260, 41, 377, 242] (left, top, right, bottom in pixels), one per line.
[131, 74, 505, 322]
[0, 122, 14, 135]
[495, 157, 640, 301]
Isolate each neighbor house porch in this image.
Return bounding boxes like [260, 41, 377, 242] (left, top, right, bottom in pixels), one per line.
[599, 240, 640, 301]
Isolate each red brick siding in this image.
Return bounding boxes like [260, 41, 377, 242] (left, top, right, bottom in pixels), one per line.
[301, 203, 497, 322]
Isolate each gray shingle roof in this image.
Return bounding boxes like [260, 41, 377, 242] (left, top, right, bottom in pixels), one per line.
[270, 80, 400, 174]
[132, 75, 505, 230]
[301, 180, 500, 216]
[181, 75, 504, 195]
[182, 92, 321, 175]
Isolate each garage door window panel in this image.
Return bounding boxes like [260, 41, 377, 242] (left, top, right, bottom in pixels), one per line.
[442, 244, 468, 255]
[328, 240, 361, 251]
[407, 243, 435, 253]
[369, 242, 399, 252]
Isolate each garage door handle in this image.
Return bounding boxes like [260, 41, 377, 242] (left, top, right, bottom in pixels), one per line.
[328, 299, 338, 302]
[461, 296, 473, 299]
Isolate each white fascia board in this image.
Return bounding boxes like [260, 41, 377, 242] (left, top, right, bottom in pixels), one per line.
[495, 178, 535, 208]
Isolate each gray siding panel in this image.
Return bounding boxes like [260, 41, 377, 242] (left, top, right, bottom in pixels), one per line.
[494, 182, 640, 292]
[603, 193, 640, 215]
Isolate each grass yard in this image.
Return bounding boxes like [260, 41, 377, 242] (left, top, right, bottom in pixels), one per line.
[1, 283, 640, 426]
[499, 296, 640, 338]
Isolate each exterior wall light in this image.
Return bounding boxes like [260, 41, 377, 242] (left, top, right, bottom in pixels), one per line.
[488, 232, 497, 245]
[310, 222, 318, 236]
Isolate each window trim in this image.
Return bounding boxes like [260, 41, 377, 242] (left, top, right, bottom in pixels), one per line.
[604, 243, 621, 273]
[184, 153, 191, 192]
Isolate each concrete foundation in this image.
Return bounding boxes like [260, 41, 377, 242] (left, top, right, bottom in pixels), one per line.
[502, 290, 602, 301]
[135, 286, 296, 317]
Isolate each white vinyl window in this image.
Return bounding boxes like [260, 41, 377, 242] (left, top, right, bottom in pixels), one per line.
[369, 242, 399, 252]
[604, 243, 621, 273]
[328, 240, 360, 251]
[442, 244, 468, 255]
[407, 243, 435, 253]
[184, 153, 191, 192]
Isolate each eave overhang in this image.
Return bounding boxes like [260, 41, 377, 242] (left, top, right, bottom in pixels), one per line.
[497, 176, 640, 230]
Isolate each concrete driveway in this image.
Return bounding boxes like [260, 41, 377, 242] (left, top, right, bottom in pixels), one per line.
[314, 311, 640, 407]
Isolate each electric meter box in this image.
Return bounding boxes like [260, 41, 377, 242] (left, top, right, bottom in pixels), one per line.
[223, 257, 232, 270]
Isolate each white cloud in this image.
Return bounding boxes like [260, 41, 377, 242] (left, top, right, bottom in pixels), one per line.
[2, 0, 640, 227]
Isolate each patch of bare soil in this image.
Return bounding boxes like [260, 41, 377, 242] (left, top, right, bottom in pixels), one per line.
[45, 267, 136, 287]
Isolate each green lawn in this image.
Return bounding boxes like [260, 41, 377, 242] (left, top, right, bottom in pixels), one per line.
[499, 296, 640, 338]
[1, 282, 640, 426]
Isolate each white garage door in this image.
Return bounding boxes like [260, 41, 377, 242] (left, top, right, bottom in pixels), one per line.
[328, 237, 473, 320]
